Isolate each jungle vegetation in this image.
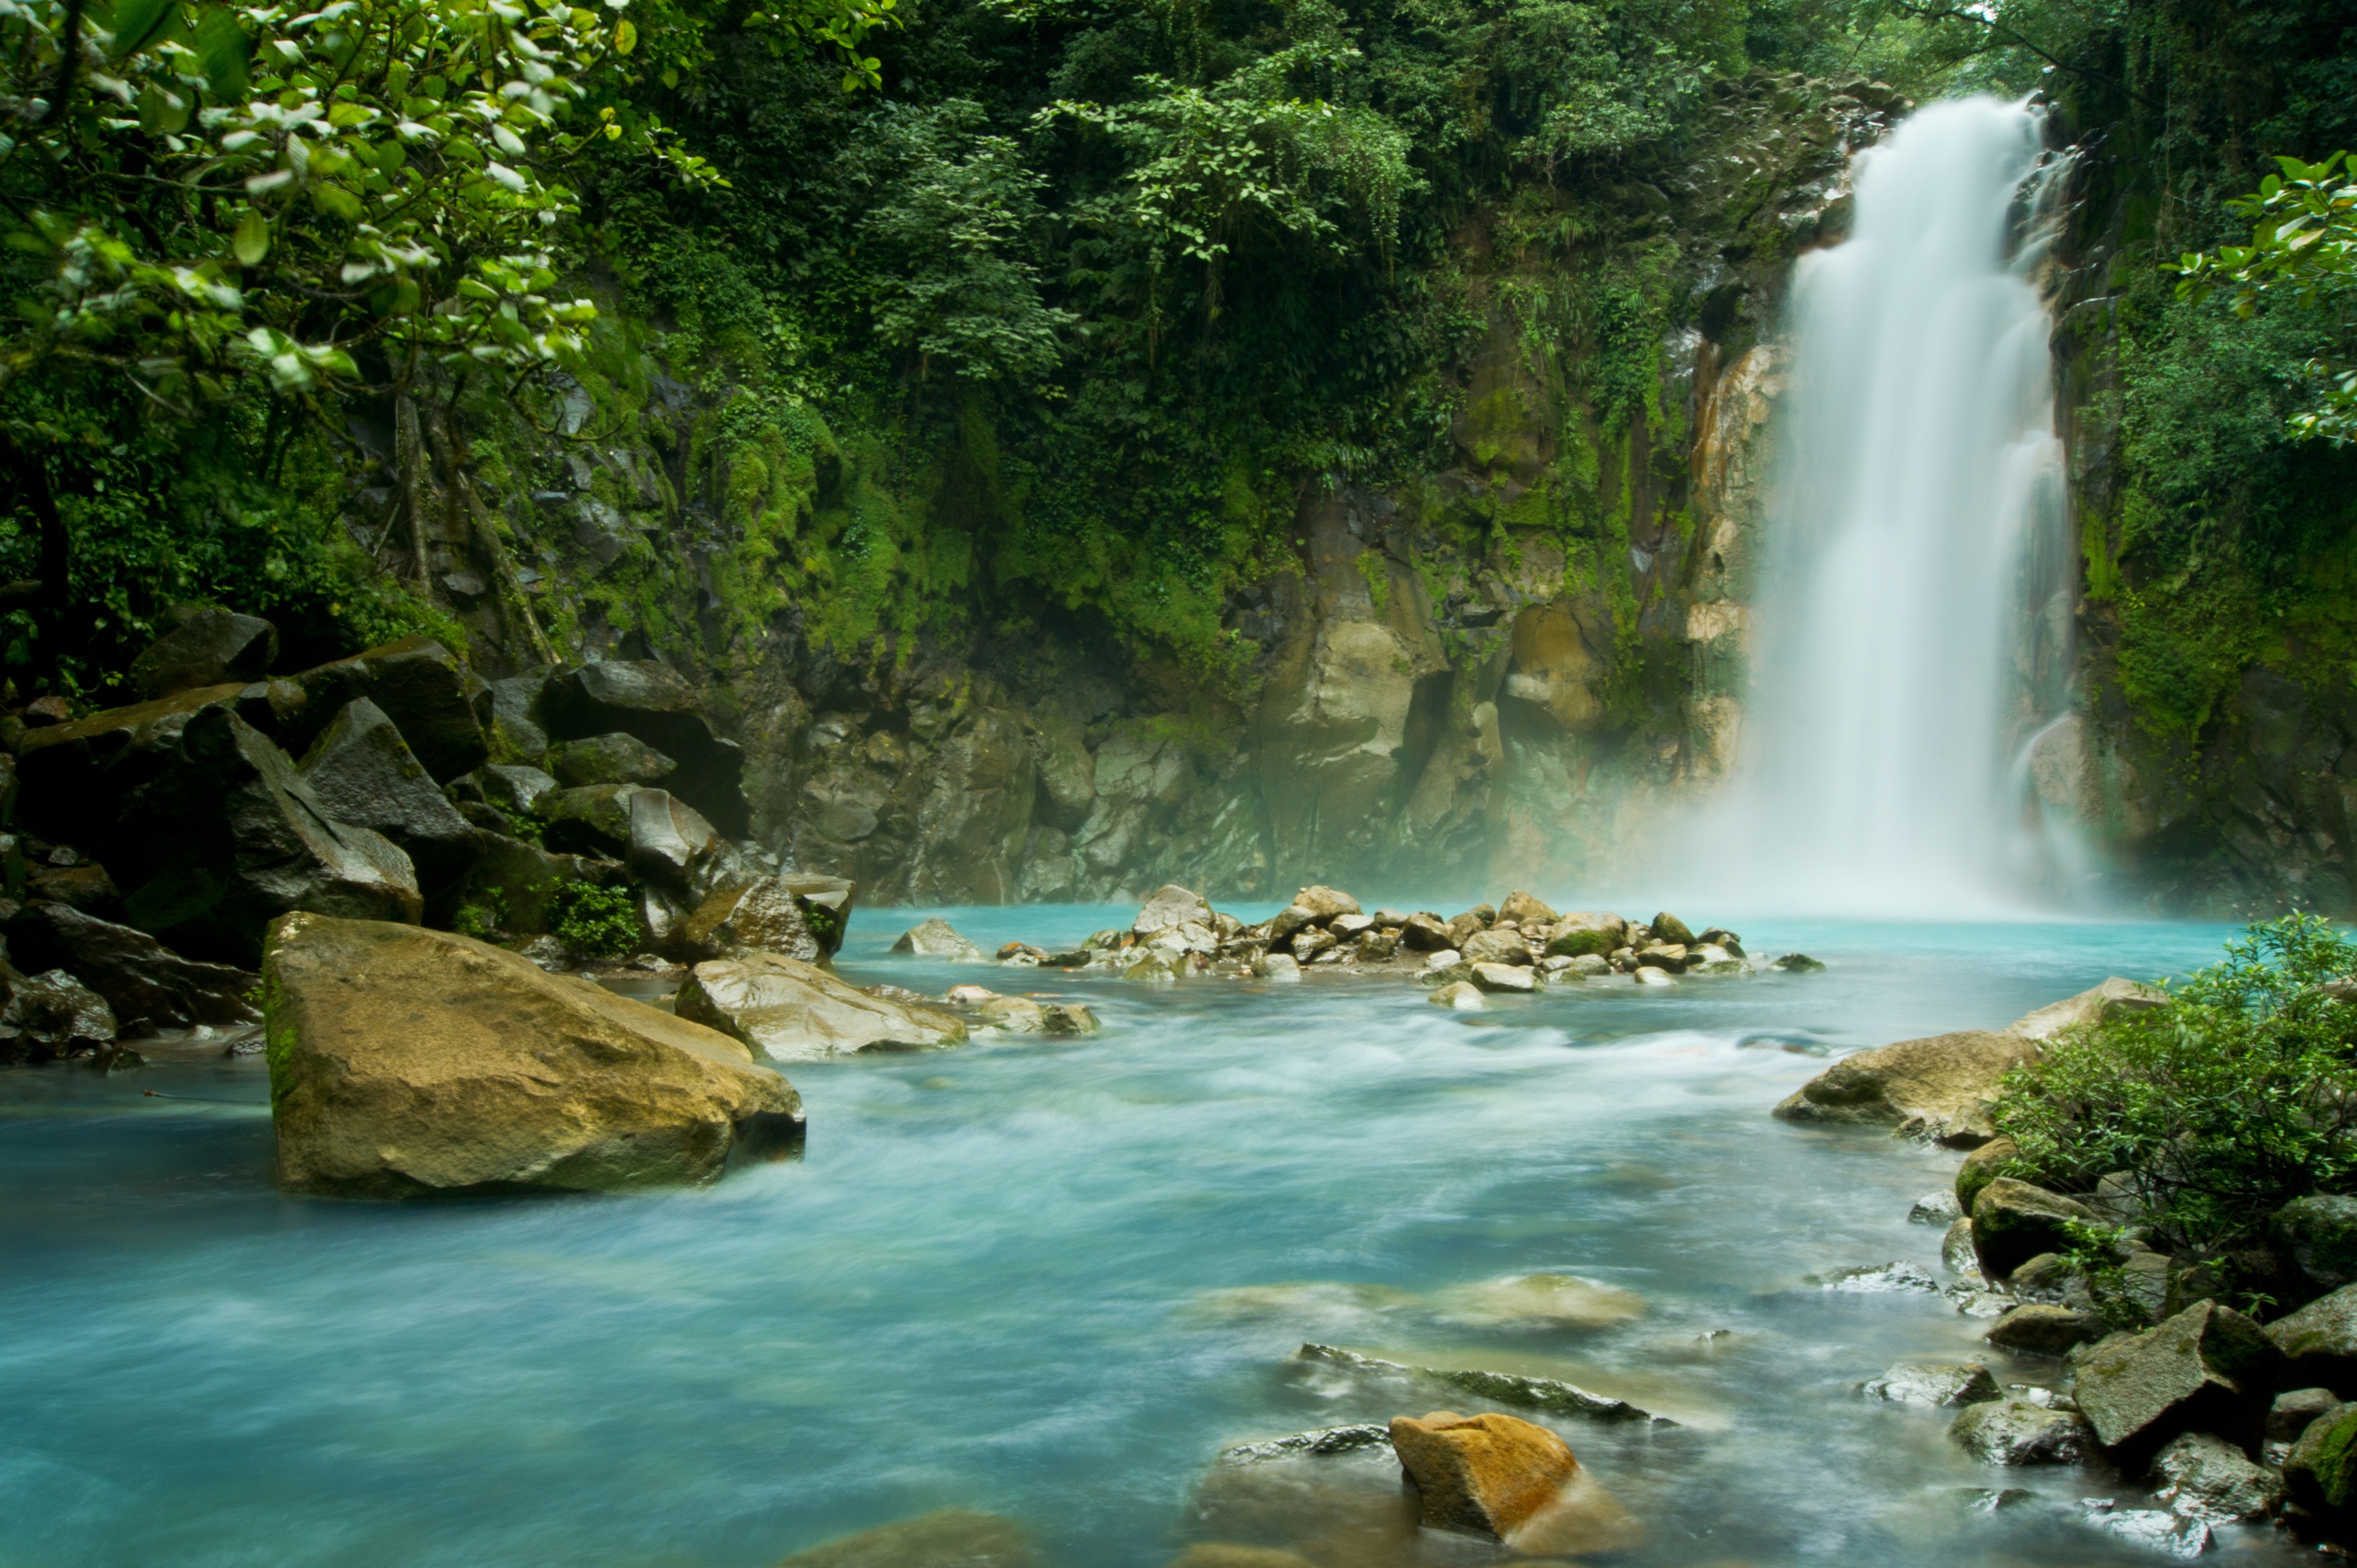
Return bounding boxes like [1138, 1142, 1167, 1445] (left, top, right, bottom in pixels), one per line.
[0, 0, 2349, 743]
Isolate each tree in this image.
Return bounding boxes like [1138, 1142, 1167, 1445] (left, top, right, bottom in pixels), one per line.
[2175, 153, 2357, 444]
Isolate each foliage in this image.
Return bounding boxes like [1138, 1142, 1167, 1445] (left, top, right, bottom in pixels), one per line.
[549, 878, 638, 956]
[453, 886, 507, 938]
[1994, 916, 2357, 1257]
[2175, 153, 2357, 444]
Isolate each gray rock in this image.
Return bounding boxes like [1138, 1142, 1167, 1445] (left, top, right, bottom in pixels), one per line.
[671, 878, 827, 965]
[1399, 911, 1455, 951]
[2150, 1429, 2284, 1522]
[675, 952, 967, 1060]
[539, 660, 747, 836]
[1132, 884, 1215, 936]
[0, 968, 117, 1062]
[2266, 1282, 2357, 1396]
[1985, 1304, 2102, 1356]
[473, 763, 558, 817]
[2076, 1499, 2209, 1558]
[546, 731, 677, 789]
[297, 698, 483, 901]
[1772, 952, 1826, 973]
[1775, 1030, 2039, 1146]
[536, 783, 638, 858]
[1943, 1217, 1980, 1273]
[1807, 1260, 1940, 1293]
[2283, 1400, 2357, 1521]
[483, 670, 550, 765]
[2276, 1195, 2357, 1291]
[2075, 1300, 2283, 1454]
[1948, 1398, 2092, 1464]
[1287, 885, 1360, 920]
[1040, 1002, 1099, 1036]
[2271, 1386, 2342, 1443]
[1468, 960, 1535, 993]
[1461, 928, 1531, 967]
[1541, 912, 1626, 957]
[624, 788, 716, 890]
[1254, 953, 1300, 983]
[5, 902, 256, 1034]
[129, 608, 277, 700]
[892, 918, 985, 960]
[1428, 980, 1485, 1010]
[1911, 1190, 1964, 1225]
[2009, 1252, 2092, 1307]
[1863, 1362, 2001, 1408]
[282, 636, 487, 783]
[109, 707, 422, 967]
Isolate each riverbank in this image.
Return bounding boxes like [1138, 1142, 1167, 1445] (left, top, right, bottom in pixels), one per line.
[0, 911, 2268, 1566]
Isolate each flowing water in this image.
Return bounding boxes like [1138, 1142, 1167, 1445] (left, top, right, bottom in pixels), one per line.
[0, 908, 2309, 1566]
[1712, 97, 2075, 914]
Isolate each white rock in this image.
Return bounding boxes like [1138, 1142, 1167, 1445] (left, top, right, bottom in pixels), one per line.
[1428, 980, 1485, 1010]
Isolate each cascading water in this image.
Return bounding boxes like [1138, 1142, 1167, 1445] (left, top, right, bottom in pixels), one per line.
[1712, 97, 2075, 915]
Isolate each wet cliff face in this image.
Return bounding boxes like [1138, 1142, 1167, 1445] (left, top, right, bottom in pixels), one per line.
[423, 74, 1903, 905]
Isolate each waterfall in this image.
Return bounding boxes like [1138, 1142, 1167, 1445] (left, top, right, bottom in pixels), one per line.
[1710, 97, 2073, 915]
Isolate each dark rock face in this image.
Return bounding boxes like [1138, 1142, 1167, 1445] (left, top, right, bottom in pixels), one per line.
[0, 967, 117, 1061]
[669, 877, 824, 964]
[2074, 1300, 2283, 1456]
[536, 783, 636, 858]
[128, 608, 279, 700]
[14, 683, 253, 847]
[26, 861, 120, 917]
[282, 637, 488, 783]
[107, 707, 422, 966]
[296, 698, 483, 906]
[455, 835, 624, 938]
[6, 902, 256, 1033]
[539, 662, 747, 836]
[482, 669, 552, 766]
[2283, 1402, 2357, 1523]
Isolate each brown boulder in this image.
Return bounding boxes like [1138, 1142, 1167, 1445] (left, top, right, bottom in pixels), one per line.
[2006, 977, 2169, 1040]
[264, 914, 800, 1197]
[1290, 884, 1361, 920]
[1772, 1029, 2039, 1146]
[671, 877, 826, 964]
[1496, 891, 1558, 926]
[1543, 912, 1627, 958]
[1389, 1410, 1574, 1540]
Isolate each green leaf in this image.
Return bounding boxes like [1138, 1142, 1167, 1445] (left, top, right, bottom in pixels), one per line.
[193, 5, 252, 96]
[110, 0, 180, 59]
[612, 18, 636, 52]
[232, 208, 270, 266]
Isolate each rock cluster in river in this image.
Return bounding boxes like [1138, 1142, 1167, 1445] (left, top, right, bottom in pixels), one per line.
[896, 884, 1772, 993]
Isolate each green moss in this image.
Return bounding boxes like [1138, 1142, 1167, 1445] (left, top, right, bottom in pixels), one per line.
[550, 881, 641, 960]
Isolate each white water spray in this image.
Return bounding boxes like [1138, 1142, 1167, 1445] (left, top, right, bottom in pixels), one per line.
[1711, 97, 2073, 914]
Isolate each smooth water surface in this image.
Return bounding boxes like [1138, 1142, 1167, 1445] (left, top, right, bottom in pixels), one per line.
[0, 912, 2299, 1566]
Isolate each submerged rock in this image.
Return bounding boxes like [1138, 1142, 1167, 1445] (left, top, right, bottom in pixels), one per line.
[264, 914, 800, 1197]
[676, 952, 968, 1061]
[2077, 1498, 2210, 1559]
[1427, 980, 1485, 1010]
[1807, 1261, 1940, 1293]
[1165, 1547, 1317, 1568]
[892, 917, 985, 961]
[1218, 1424, 1394, 1464]
[1947, 1398, 2092, 1464]
[771, 1509, 1044, 1568]
[1863, 1362, 2001, 1408]
[1425, 1273, 1645, 1329]
[1469, 961, 1535, 994]
[1389, 1410, 1575, 1541]
[1774, 1029, 2039, 1145]
[1295, 1342, 1669, 1425]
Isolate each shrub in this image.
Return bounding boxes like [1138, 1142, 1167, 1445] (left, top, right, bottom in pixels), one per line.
[550, 882, 641, 961]
[1994, 914, 2357, 1258]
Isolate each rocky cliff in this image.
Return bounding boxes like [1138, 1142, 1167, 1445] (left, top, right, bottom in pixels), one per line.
[405, 73, 1904, 906]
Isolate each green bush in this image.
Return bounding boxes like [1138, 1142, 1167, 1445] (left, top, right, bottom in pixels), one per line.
[550, 882, 642, 961]
[1994, 915, 2357, 1257]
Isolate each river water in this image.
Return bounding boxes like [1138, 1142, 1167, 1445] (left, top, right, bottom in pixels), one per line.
[0, 909, 2306, 1566]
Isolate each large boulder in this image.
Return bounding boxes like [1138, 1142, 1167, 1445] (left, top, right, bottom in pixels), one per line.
[13, 681, 252, 845]
[128, 608, 277, 700]
[264, 914, 800, 1196]
[539, 661, 747, 836]
[108, 708, 420, 967]
[674, 952, 966, 1061]
[1954, 1135, 2018, 1213]
[1289, 884, 1360, 920]
[2267, 1283, 2357, 1395]
[481, 670, 552, 766]
[1773, 1029, 2040, 1145]
[1972, 1178, 2097, 1278]
[282, 637, 487, 783]
[6, 901, 256, 1033]
[1649, 911, 1697, 946]
[2005, 977, 2168, 1040]
[536, 782, 636, 858]
[1496, 891, 1557, 926]
[2277, 1197, 2357, 1293]
[1133, 884, 1215, 934]
[2074, 1300, 2283, 1455]
[625, 788, 717, 891]
[1462, 929, 1532, 967]
[296, 698, 483, 903]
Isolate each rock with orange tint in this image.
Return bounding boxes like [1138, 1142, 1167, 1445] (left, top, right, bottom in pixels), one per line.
[1388, 1411, 1576, 1539]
